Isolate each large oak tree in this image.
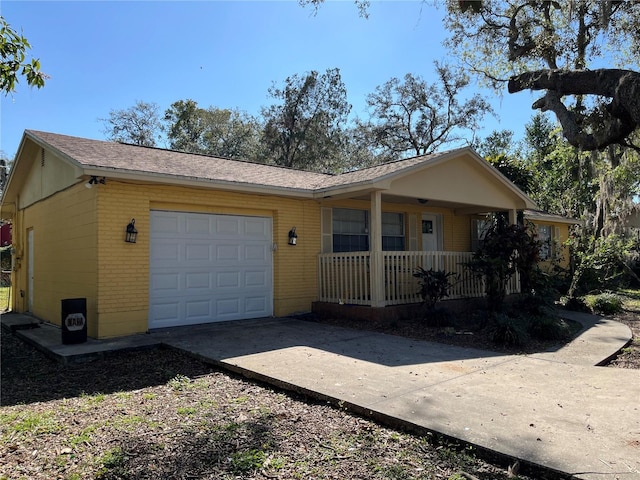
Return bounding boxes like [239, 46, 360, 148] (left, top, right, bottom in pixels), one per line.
[101, 100, 163, 147]
[164, 100, 262, 160]
[261, 68, 351, 172]
[359, 65, 491, 159]
[446, 0, 640, 151]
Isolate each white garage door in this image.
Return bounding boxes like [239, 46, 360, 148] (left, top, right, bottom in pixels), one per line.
[149, 211, 273, 329]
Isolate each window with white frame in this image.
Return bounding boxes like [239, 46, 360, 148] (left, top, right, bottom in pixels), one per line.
[537, 224, 553, 260]
[382, 212, 405, 251]
[471, 218, 493, 251]
[332, 208, 369, 252]
[331, 208, 405, 252]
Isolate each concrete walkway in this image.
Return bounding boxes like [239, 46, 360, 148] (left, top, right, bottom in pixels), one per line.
[2, 310, 638, 480]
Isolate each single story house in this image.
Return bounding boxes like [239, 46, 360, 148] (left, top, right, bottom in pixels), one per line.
[0, 130, 575, 339]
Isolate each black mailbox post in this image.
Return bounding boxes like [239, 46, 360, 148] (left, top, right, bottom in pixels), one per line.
[61, 298, 87, 344]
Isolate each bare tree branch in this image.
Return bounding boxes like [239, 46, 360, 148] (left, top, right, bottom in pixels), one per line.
[508, 68, 640, 150]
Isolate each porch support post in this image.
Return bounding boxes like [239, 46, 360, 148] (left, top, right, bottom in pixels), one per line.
[369, 191, 385, 307]
[508, 209, 518, 225]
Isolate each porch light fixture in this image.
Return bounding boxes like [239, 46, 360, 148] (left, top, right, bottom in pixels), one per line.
[125, 219, 138, 243]
[288, 227, 297, 246]
[85, 176, 106, 188]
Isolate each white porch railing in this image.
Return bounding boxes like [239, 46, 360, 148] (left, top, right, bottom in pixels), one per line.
[317, 251, 521, 306]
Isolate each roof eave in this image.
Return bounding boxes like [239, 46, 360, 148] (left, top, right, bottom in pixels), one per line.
[524, 210, 583, 225]
[312, 179, 392, 199]
[82, 167, 315, 199]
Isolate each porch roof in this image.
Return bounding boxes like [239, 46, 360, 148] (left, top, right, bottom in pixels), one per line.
[2, 130, 537, 215]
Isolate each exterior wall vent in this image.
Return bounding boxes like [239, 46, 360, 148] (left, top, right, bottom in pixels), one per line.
[41, 148, 45, 167]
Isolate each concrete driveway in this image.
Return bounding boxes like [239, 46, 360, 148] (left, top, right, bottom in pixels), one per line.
[4, 310, 639, 479]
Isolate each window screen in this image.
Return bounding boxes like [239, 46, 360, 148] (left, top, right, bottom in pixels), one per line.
[538, 225, 553, 260]
[332, 209, 405, 252]
[332, 208, 369, 252]
[382, 212, 405, 251]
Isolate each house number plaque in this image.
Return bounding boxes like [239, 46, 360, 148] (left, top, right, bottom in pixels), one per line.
[64, 313, 86, 331]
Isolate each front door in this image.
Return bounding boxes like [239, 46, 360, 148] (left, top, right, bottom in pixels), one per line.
[421, 214, 441, 251]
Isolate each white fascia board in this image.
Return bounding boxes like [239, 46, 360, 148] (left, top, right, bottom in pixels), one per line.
[80, 168, 316, 199]
[312, 180, 392, 199]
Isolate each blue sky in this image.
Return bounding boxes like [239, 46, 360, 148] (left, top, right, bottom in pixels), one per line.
[1, 0, 539, 159]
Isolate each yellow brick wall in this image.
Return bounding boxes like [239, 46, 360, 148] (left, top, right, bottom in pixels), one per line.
[15, 184, 99, 336]
[95, 182, 321, 337]
[13, 174, 572, 339]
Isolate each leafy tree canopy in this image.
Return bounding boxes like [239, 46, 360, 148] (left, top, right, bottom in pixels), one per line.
[0, 152, 9, 197]
[261, 68, 351, 171]
[100, 100, 163, 147]
[1, 16, 47, 94]
[164, 99, 262, 160]
[475, 130, 532, 193]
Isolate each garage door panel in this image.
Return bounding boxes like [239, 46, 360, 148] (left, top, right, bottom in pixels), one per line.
[215, 216, 242, 235]
[185, 299, 213, 319]
[153, 213, 181, 234]
[149, 211, 273, 329]
[151, 272, 181, 291]
[215, 244, 242, 261]
[216, 297, 241, 316]
[244, 217, 271, 237]
[185, 243, 211, 261]
[185, 271, 211, 289]
[149, 301, 180, 325]
[216, 271, 241, 288]
[151, 242, 181, 262]
[185, 215, 211, 235]
[245, 296, 268, 314]
[244, 244, 270, 261]
[245, 270, 268, 287]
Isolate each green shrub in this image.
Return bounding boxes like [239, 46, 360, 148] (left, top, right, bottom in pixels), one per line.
[528, 316, 572, 341]
[568, 234, 637, 296]
[583, 293, 623, 315]
[464, 215, 541, 313]
[485, 314, 528, 347]
[560, 296, 590, 313]
[511, 293, 554, 318]
[413, 267, 456, 309]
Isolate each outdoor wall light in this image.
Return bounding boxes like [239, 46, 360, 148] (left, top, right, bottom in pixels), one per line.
[85, 176, 106, 188]
[288, 227, 297, 246]
[125, 219, 138, 243]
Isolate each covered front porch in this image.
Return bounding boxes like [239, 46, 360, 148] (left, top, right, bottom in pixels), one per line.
[313, 148, 535, 309]
[318, 250, 521, 307]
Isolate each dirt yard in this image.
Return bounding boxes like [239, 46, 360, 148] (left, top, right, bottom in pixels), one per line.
[1, 295, 636, 480]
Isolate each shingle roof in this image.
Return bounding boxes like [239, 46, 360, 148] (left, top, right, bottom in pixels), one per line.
[26, 130, 330, 192]
[523, 209, 582, 224]
[25, 130, 457, 194]
[315, 150, 460, 190]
